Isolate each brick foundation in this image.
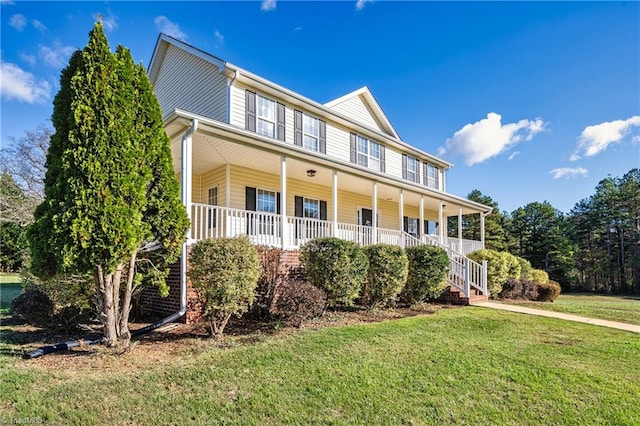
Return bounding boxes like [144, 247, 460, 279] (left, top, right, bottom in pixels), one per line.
[139, 248, 302, 324]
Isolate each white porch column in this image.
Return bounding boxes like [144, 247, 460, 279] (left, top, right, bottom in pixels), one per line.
[480, 212, 486, 249]
[332, 170, 338, 237]
[458, 206, 463, 253]
[398, 189, 404, 233]
[280, 156, 287, 249]
[372, 181, 378, 244]
[181, 120, 198, 242]
[419, 196, 425, 240]
[225, 163, 231, 207]
[438, 201, 444, 245]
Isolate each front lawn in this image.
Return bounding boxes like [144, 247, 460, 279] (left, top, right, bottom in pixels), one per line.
[1, 307, 638, 425]
[0, 273, 22, 313]
[499, 293, 640, 326]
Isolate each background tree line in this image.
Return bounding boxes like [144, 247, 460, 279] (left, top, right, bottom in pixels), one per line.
[451, 169, 640, 294]
[2, 126, 638, 294]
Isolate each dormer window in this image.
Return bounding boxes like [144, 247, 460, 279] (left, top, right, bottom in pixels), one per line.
[294, 110, 326, 153]
[350, 133, 385, 172]
[245, 90, 285, 141]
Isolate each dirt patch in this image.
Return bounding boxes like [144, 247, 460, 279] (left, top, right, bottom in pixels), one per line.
[1, 304, 459, 372]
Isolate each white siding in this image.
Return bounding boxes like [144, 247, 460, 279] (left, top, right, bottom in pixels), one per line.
[229, 84, 246, 129]
[327, 95, 385, 134]
[384, 146, 403, 180]
[325, 123, 351, 163]
[154, 45, 227, 122]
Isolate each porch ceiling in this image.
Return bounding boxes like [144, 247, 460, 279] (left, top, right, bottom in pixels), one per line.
[168, 119, 486, 216]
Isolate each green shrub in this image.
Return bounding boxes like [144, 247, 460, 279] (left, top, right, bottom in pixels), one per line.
[468, 249, 509, 296]
[400, 245, 449, 303]
[362, 244, 408, 309]
[188, 236, 260, 338]
[502, 252, 522, 281]
[537, 280, 561, 302]
[300, 238, 368, 307]
[272, 279, 327, 327]
[530, 269, 550, 285]
[517, 257, 533, 281]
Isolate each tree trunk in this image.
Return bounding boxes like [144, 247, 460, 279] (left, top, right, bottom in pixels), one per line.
[118, 254, 137, 348]
[96, 263, 126, 348]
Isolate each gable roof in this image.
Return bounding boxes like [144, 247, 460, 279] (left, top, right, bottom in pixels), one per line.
[147, 33, 453, 170]
[324, 86, 400, 139]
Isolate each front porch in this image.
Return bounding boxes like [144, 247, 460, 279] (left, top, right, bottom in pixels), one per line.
[190, 203, 484, 256]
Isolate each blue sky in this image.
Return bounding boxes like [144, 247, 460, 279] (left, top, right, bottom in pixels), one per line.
[1, 1, 638, 214]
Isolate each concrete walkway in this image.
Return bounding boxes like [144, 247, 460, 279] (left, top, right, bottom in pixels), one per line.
[471, 301, 640, 334]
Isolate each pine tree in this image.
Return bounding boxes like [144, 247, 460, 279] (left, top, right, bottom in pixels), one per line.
[28, 22, 189, 347]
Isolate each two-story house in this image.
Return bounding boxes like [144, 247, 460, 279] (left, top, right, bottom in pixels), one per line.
[144, 34, 491, 319]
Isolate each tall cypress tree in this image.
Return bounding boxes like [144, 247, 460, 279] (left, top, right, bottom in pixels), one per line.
[29, 22, 189, 347]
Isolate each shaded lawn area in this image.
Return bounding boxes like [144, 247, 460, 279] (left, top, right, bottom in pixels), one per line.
[1, 307, 639, 425]
[499, 293, 640, 326]
[0, 273, 22, 314]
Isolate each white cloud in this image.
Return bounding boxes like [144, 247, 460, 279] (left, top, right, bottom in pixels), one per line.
[1, 0, 15, 4]
[9, 13, 26, 31]
[38, 42, 76, 68]
[154, 16, 186, 40]
[32, 19, 47, 32]
[293, 26, 302, 32]
[19, 52, 36, 66]
[261, 0, 276, 12]
[355, 0, 373, 10]
[214, 30, 224, 48]
[570, 116, 640, 161]
[0, 60, 51, 104]
[440, 112, 546, 166]
[508, 151, 520, 161]
[549, 167, 588, 179]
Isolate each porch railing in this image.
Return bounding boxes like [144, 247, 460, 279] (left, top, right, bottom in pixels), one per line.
[190, 203, 488, 298]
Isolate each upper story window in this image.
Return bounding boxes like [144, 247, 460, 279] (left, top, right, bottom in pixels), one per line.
[294, 110, 326, 153]
[257, 96, 276, 138]
[245, 90, 285, 141]
[424, 163, 440, 189]
[350, 133, 385, 173]
[403, 154, 420, 183]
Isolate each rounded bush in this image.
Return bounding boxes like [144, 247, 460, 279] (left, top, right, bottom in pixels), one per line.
[188, 236, 260, 338]
[537, 280, 561, 302]
[468, 249, 509, 296]
[517, 257, 533, 281]
[300, 238, 368, 307]
[362, 244, 408, 308]
[502, 252, 522, 281]
[11, 289, 54, 327]
[530, 269, 550, 285]
[400, 245, 449, 303]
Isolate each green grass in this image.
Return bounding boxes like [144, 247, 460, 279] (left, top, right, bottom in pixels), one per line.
[1, 308, 639, 425]
[0, 273, 22, 313]
[500, 293, 640, 326]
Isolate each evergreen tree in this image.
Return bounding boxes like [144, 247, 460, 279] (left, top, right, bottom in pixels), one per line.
[28, 22, 188, 347]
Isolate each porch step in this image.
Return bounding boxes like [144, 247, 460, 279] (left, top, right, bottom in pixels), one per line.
[436, 286, 488, 306]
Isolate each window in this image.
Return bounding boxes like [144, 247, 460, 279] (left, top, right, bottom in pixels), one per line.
[355, 135, 381, 171]
[257, 189, 277, 213]
[426, 220, 439, 235]
[424, 163, 439, 189]
[303, 115, 319, 151]
[207, 187, 218, 206]
[206, 186, 218, 228]
[256, 95, 276, 138]
[407, 217, 418, 237]
[303, 198, 319, 219]
[406, 156, 419, 183]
